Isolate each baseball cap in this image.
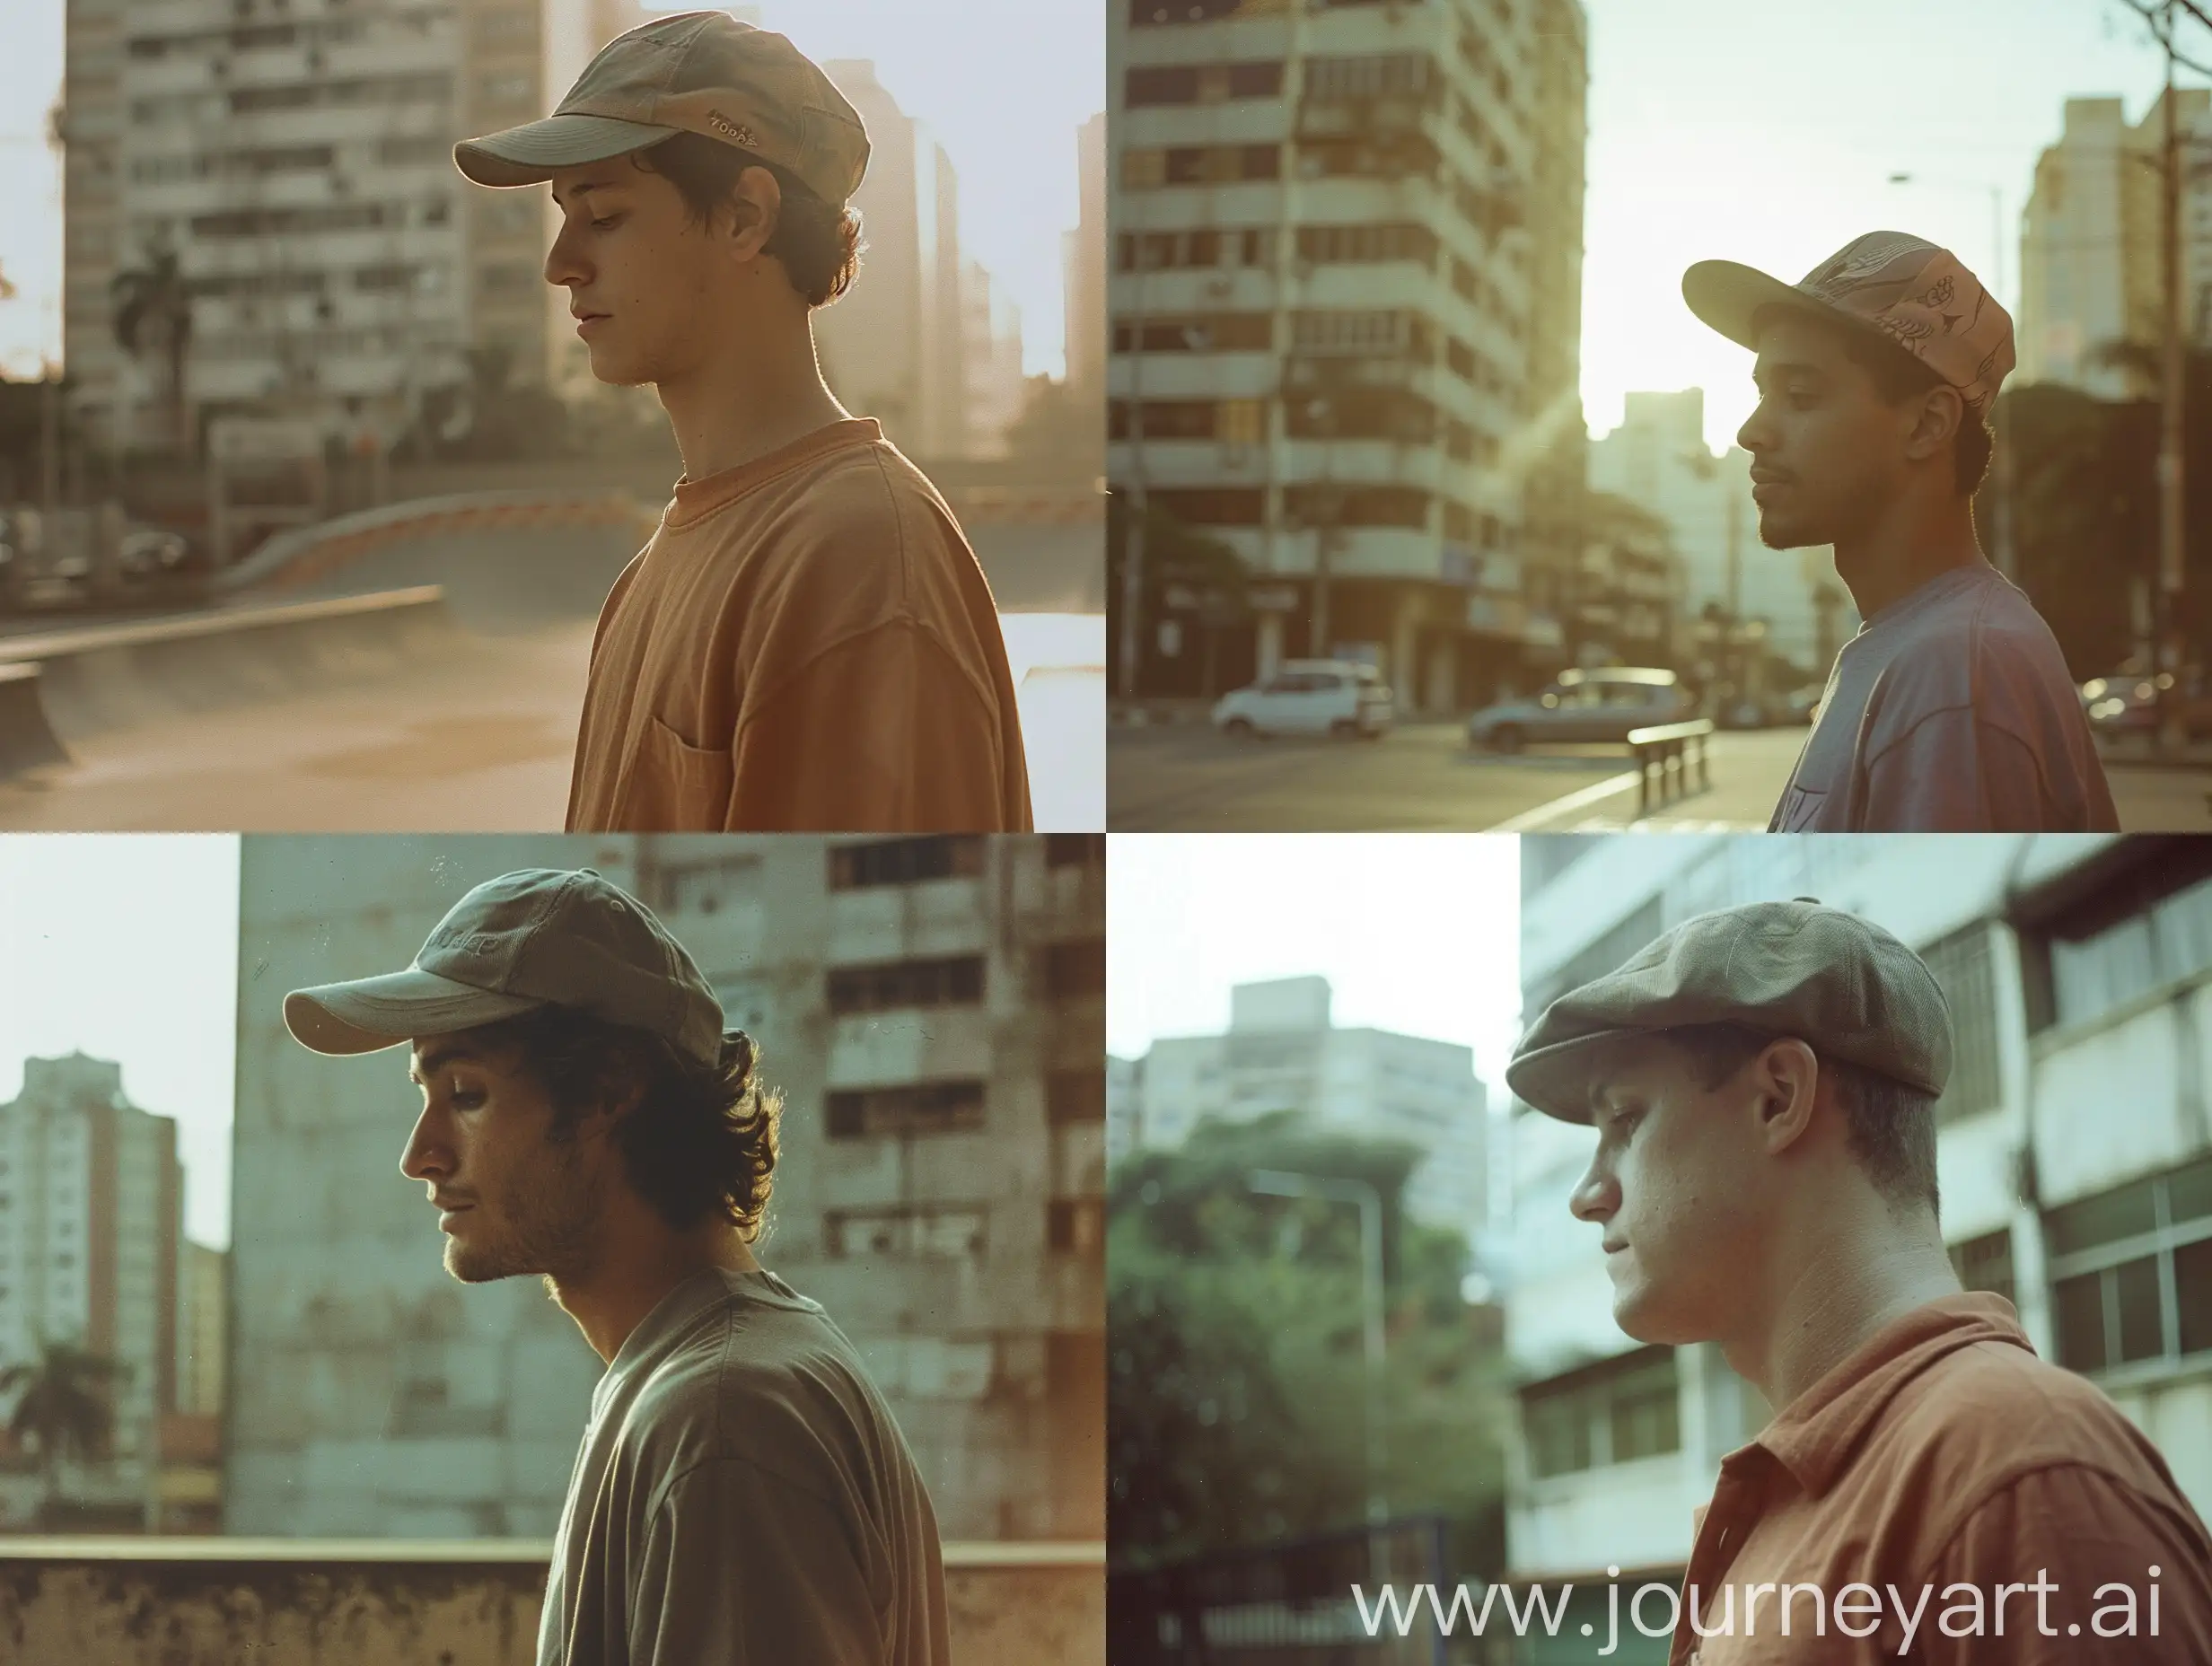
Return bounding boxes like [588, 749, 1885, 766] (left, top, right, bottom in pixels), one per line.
[453, 10, 870, 206]
[1506, 898, 1953, 1122]
[1683, 231, 2016, 414]
[284, 869, 727, 1070]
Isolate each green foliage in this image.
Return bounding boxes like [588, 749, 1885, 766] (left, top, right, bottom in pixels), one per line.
[0, 1333, 135, 1524]
[1108, 1113, 1509, 1569]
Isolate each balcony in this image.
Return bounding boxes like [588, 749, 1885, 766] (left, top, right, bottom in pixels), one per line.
[0, 1538, 1104, 1663]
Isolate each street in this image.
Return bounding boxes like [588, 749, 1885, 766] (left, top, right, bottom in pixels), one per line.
[1108, 721, 2212, 832]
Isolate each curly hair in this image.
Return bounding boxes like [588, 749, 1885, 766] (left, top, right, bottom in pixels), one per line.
[630, 131, 864, 307]
[474, 1007, 782, 1240]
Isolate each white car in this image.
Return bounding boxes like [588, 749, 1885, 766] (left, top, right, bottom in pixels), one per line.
[1212, 660, 1394, 739]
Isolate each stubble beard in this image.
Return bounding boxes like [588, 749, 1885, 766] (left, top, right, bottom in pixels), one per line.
[443, 1151, 600, 1287]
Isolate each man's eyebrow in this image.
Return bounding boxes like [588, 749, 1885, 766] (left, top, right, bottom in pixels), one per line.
[1752, 358, 1825, 390]
[551, 176, 630, 208]
[408, 1042, 480, 1083]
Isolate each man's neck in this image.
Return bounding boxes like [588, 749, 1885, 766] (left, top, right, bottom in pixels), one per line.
[555, 1224, 762, 1366]
[1720, 1211, 1962, 1412]
[656, 320, 853, 485]
[1830, 495, 1988, 620]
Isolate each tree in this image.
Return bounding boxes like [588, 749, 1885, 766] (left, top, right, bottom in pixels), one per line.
[111, 241, 195, 455]
[1106, 494, 1254, 698]
[1108, 1113, 1510, 1571]
[0, 1334, 135, 1526]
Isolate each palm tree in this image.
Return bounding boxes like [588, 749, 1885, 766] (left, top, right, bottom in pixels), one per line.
[110, 242, 195, 455]
[0, 1334, 135, 1526]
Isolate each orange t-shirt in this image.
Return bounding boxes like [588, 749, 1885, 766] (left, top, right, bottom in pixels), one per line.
[565, 418, 1034, 832]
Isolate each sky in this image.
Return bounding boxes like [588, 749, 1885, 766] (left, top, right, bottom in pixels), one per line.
[1580, 0, 2197, 452]
[0, 837, 241, 1250]
[0, 0, 1102, 381]
[1106, 834, 1526, 1093]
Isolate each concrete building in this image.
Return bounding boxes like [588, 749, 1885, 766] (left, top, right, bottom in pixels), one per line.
[227, 833, 1104, 1542]
[1107, 0, 1589, 714]
[817, 61, 970, 460]
[2017, 90, 2212, 398]
[61, 0, 644, 454]
[1505, 834, 2212, 1644]
[178, 1238, 225, 1418]
[1066, 110, 1109, 402]
[0, 1053, 186, 1528]
[1105, 1052, 1142, 1172]
[1588, 389, 1849, 676]
[1124, 975, 1486, 1241]
[962, 259, 1027, 460]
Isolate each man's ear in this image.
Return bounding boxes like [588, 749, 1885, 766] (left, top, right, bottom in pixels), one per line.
[1751, 1037, 1821, 1154]
[1904, 383, 1964, 465]
[724, 165, 783, 262]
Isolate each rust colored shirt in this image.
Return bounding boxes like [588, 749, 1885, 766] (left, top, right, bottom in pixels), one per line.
[1672, 1294, 2212, 1664]
[566, 418, 1034, 833]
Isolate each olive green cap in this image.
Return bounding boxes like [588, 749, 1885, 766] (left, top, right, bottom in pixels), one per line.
[1507, 899, 1953, 1121]
[454, 9, 870, 206]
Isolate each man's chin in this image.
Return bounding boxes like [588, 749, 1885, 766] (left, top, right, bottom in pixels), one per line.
[1755, 509, 1826, 552]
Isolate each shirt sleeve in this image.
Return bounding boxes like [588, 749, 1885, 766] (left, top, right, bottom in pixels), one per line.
[626, 1458, 889, 1666]
[726, 622, 1024, 832]
[1858, 707, 2000, 830]
[1909, 1464, 2212, 1665]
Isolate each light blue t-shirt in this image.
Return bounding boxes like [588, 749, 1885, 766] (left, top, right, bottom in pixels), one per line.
[1769, 562, 2120, 833]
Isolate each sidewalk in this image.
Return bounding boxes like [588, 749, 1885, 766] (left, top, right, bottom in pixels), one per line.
[1493, 731, 1802, 832]
[1110, 698, 1212, 727]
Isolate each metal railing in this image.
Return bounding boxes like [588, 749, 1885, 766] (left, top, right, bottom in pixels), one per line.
[1626, 718, 1715, 818]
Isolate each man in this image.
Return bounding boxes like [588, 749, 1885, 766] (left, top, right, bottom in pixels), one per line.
[284, 867, 951, 1665]
[1681, 232, 2117, 832]
[1508, 898, 2212, 1663]
[452, 12, 1033, 833]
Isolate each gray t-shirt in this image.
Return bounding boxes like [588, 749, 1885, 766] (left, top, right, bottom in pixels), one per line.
[1769, 562, 2120, 832]
[537, 1266, 950, 1666]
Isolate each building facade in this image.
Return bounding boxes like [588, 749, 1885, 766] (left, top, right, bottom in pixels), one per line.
[1505, 834, 2212, 1648]
[0, 1053, 186, 1528]
[1587, 389, 1849, 677]
[1066, 110, 1110, 404]
[1121, 974, 1487, 1242]
[226, 833, 1104, 1542]
[962, 259, 1028, 460]
[2017, 91, 2212, 398]
[61, 0, 645, 456]
[1108, 0, 1590, 715]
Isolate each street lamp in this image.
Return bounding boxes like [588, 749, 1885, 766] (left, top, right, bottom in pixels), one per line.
[1888, 171, 2019, 588]
[1247, 1168, 1388, 1527]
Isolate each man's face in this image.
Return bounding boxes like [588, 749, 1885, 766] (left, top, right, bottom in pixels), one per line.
[400, 1030, 606, 1288]
[1567, 1035, 1778, 1344]
[1736, 311, 1918, 551]
[542, 159, 758, 387]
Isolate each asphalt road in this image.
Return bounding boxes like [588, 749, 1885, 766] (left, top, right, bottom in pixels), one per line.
[1108, 721, 2212, 832]
[0, 614, 1104, 832]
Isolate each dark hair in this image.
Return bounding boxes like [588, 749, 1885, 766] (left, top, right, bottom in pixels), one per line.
[1758, 303, 1993, 496]
[631, 131, 863, 307]
[1658, 1022, 1941, 1218]
[475, 1008, 782, 1239]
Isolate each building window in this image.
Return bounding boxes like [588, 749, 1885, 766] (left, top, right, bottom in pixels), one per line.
[2045, 1156, 2212, 1374]
[2026, 843, 2212, 1030]
[1295, 222, 1439, 266]
[1144, 487, 1265, 526]
[1922, 925, 2003, 1122]
[1949, 1228, 2016, 1308]
[1043, 939, 1106, 1000]
[824, 1080, 987, 1138]
[1111, 313, 1273, 355]
[1048, 1197, 1105, 1256]
[1129, 0, 1249, 22]
[1047, 1070, 1106, 1124]
[1522, 1346, 1680, 1478]
[1124, 61, 1283, 105]
[1120, 144, 1279, 190]
[826, 955, 985, 1016]
[1283, 484, 1430, 530]
[826, 1206, 987, 1258]
[1046, 834, 1103, 869]
[830, 837, 986, 890]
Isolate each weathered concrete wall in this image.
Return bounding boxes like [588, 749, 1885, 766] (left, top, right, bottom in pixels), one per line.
[0, 1541, 1103, 1665]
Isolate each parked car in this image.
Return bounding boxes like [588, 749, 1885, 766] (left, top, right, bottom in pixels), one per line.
[1212, 659, 1394, 739]
[2081, 671, 2212, 740]
[1464, 666, 1693, 752]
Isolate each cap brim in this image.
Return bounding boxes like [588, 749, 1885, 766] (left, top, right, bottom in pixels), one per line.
[284, 969, 546, 1056]
[453, 112, 684, 188]
[1505, 1029, 1664, 1124]
[1682, 259, 1851, 352]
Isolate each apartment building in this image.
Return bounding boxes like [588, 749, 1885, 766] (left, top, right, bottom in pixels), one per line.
[2017, 91, 2212, 398]
[226, 833, 1104, 1541]
[1107, 0, 1590, 714]
[1067, 110, 1110, 404]
[0, 1053, 187, 1528]
[1505, 835, 2212, 1651]
[1588, 390, 1849, 676]
[62, 0, 645, 455]
[1122, 974, 1487, 1242]
[963, 259, 1028, 460]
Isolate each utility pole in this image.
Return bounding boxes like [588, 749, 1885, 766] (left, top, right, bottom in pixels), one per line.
[2159, 0, 2190, 751]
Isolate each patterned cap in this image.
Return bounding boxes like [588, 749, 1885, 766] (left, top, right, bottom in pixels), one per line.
[1683, 232, 2015, 413]
[1506, 898, 1954, 1122]
[454, 10, 869, 206]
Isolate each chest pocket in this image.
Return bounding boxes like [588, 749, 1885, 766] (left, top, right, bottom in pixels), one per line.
[614, 715, 734, 831]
